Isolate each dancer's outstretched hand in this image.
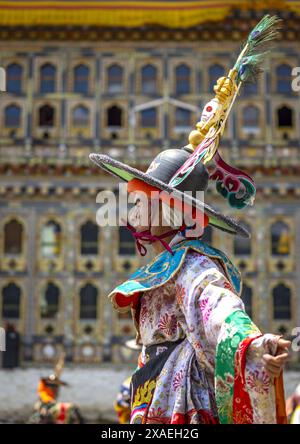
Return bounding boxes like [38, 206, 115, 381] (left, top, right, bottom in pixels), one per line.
[262, 338, 291, 378]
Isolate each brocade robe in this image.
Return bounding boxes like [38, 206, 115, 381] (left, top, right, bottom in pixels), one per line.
[109, 239, 286, 424]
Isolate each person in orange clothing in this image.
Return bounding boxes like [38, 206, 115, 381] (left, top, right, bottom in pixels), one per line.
[28, 353, 84, 424]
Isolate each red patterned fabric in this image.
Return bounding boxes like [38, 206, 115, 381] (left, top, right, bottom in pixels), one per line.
[57, 403, 67, 423]
[233, 335, 262, 424]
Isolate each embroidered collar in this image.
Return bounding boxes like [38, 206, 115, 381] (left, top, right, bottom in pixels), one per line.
[108, 239, 241, 312]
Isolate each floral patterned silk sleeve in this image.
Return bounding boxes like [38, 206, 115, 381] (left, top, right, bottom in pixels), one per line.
[175, 252, 286, 424]
[109, 240, 286, 424]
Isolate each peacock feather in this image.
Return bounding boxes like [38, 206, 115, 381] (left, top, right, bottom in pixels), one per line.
[168, 15, 282, 210]
[235, 14, 282, 84]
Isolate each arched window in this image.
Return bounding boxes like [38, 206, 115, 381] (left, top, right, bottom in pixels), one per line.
[273, 283, 291, 320]
[4, 219, 23, 255]
[201, 225, 212, 245]
[79, 283, 98, 320]
[2, 283, 21, 319]
[271, 221, 290, 256]
[7, 63, 23, 94]
[141, 108, 156, 128]
[241, 284, 253, 318]
[277, 106, 293, 128]
[39, 104, 55, 127]
[107, 105, 122, 127]
[107, 64, 123, 93]
[73, 64, 89, 94]
[242, 105, 260, 135]
[41, 282, 60, 319]
[234, 223, 252, 256]
[175, 108, 191, 128]
[80, 221, 99, 255]
[40, 63, 56, 94]
[41, 220, 61, 259]
[208, 64, 225, 92]
[4, 104, 21, 128]
[141, 64, 157, 95]
[119, 226, 136, 256]
[175, 64, 191, 95]
[276, 64, 292, 94]
[72, 105, 89, 128]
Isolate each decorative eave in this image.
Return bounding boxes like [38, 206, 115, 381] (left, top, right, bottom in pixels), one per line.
[0, 162, 300, 177]
[1, 165, 300, 198]
[0, 8, 299, 41]
[0, 1, 300, 29]
[1, 183, 300, 199]
[1, 161, 300, 177]
[0, 0, 241, 28]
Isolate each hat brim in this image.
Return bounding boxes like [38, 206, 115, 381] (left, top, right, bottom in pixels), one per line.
[89, 153, 250, 239]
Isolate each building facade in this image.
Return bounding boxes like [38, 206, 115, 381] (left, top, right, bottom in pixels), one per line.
[0, 6, 300, 365]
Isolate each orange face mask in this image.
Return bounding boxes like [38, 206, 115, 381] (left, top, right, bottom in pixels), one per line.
[127, 178, 209, 229]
